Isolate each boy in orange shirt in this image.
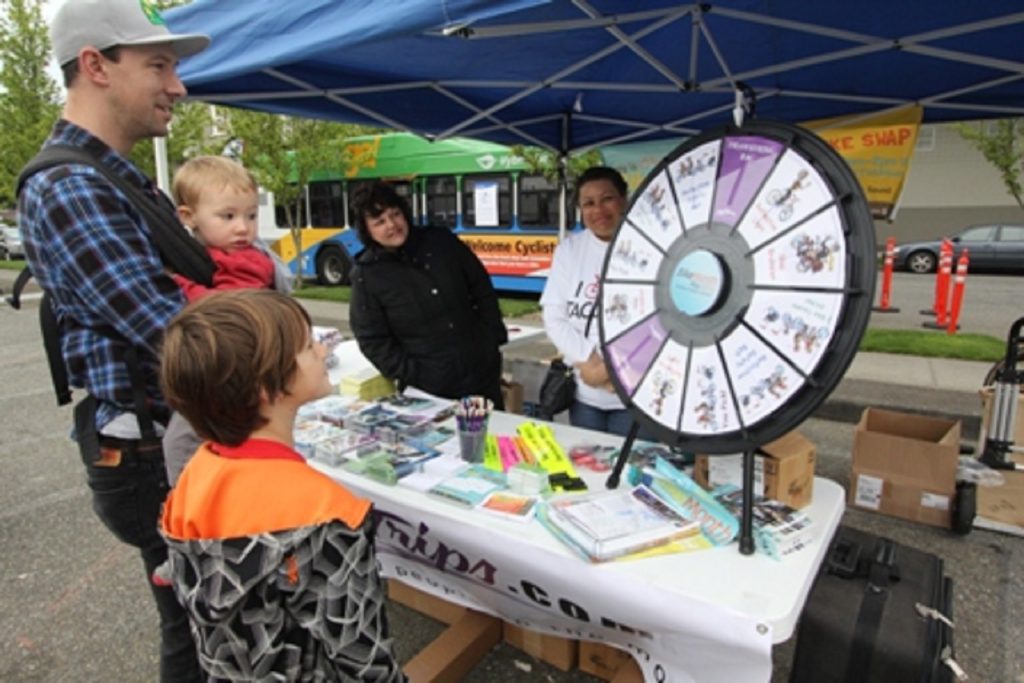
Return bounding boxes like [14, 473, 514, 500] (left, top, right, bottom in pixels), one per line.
[159, 290, 404, 682]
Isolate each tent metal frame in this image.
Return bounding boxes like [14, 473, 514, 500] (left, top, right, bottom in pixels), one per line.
[177, 2, 1024, 153]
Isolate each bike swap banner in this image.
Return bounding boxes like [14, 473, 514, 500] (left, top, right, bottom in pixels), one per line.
[804, 105, 923, 221]
[600, 104, 922, 222]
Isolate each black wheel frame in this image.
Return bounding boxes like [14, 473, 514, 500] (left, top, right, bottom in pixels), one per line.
[598, 119, 877, 454]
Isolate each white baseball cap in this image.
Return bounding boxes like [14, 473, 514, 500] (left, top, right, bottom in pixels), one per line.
[50, 0, 210, 67]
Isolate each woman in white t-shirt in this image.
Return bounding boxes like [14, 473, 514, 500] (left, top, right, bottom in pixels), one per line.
[540, 167, 634, 435]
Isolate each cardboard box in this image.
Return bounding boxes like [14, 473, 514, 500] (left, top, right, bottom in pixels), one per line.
[849, 407, 960, 528]
[977, 468, 1024, 532]
[694, 430, 816, 508]
[979, 386, 1024, 447]
[578, 640, 642, 682]
[501, 379, 525, 415]
[503, 622, 577, 671]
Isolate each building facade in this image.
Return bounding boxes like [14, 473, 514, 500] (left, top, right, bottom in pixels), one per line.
[880, 123, 1023, 243]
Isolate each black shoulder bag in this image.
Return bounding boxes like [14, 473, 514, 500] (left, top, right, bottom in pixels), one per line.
[537, 301, 597, 420]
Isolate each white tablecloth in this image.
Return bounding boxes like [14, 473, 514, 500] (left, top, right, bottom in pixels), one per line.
[311, 411, 844, 683]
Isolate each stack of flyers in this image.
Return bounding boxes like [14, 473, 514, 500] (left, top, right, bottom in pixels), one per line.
[637, 456, 739, 546]
[299, 395, 370, 426]
[428, 465, 506, 507]
[478, 491, 538, 522]
[339, 367, 395, 400]
[310, 431, 377, 467]
[379, 393, 453, 420]
[631, 441, 695, 471]
[345, 405, 398, 435]
[540, 485, 699, 562]
[713, 485, 815, 560]
[293, 419, 346, 460]
[401, 424, 457, 451]
[344, 441, 442, 483]
[374, 413, 433, 444]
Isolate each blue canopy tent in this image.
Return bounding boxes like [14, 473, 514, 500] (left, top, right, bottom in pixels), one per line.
[165, 0, 1024, 152]
[163, 1, 1019, 571]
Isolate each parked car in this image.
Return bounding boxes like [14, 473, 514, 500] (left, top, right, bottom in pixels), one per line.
[0, 225, 24, 260]
[893, 224, 1024, 274]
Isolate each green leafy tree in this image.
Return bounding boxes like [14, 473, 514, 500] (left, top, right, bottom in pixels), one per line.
[0, 0, 60, 209]
[225, 108, 376, 286]
[130, 102, 221, 177]
[510, 145, 602, 186]
[955, 118, 1024, 210]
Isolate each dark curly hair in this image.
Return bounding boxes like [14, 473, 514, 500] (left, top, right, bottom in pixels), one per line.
[353, 182, 415, 247]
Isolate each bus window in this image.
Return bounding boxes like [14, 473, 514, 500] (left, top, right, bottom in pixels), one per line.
[276, 202, 304, 227]
[463, 175, 512, 228]
[393, 182, 413, 205]
[426, 176, 458, 229]
[519, 174, 559, 229]
[345, 180, 373, 227]
[309, 181, 345, 228]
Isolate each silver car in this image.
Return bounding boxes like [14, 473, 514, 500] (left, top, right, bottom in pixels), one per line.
[893, 224, 1024, 274]
[0, 225, 24, 260]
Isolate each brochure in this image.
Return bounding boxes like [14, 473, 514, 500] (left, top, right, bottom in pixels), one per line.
[427, 465, 507, 507]
[311, 431, 377, 467]
[713, 485, 815, 560]
[642, 457, 740, 546]
[344, 441, 441, 484]
[478, 491, 538, 522]
[542, 485, 699, 562]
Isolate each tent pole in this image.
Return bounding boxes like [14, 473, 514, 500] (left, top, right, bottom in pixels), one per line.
[558, 112, 572, 241]
[154, 137, 171, 194]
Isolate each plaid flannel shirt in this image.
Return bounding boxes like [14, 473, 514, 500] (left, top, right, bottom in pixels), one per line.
[18, 120, 185, 431]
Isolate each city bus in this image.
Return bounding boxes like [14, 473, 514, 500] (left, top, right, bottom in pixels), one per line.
[264, 133, 570, 294]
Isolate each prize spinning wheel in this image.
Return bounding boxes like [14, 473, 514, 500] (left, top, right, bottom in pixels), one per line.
[599, 120, 875, 454]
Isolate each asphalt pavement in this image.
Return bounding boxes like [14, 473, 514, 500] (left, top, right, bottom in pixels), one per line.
[1, 267, 1022, 682]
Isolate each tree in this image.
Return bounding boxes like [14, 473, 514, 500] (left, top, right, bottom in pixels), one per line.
[955, 118, 1024, 210]
[225, 108, 375, 286]
[130, 102, 221, 177]
[0, 0, 60, 209]
[510, 145, 602, 186]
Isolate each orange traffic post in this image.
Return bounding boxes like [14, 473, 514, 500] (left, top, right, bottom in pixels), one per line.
[921, 238, 951, 317]
[873, 236, 900, 313]
[923, 239, 954, 329]
[946, 249, 969, 334]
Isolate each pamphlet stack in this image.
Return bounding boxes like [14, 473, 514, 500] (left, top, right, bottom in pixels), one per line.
[539, 485, 699, 562]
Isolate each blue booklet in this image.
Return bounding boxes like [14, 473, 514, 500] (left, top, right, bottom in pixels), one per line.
[428, 465, 507, 507]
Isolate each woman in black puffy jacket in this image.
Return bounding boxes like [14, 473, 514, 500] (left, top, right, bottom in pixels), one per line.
[349, 182, 508, 408]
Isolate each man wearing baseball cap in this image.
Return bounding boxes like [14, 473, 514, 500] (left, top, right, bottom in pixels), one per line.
[17, 1, 210, 680]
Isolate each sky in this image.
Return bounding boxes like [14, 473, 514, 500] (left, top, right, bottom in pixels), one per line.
[40, 0, 62, 86]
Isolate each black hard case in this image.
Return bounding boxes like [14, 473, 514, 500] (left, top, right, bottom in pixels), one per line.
[790, 525, 955, 683]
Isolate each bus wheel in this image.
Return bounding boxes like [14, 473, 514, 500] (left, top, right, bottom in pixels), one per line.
[316, 246, 350, 286]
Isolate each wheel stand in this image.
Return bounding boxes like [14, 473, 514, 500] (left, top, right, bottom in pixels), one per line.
[979, 316, 1024, 472]
[605, 421, 757, 556]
